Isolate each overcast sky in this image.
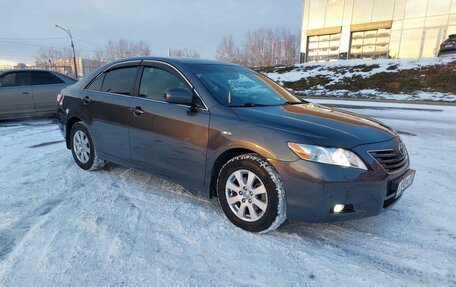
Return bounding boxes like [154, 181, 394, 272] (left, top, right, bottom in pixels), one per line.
[0, 0, 303, 64]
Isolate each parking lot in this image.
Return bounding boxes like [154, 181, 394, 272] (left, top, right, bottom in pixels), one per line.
[0, 100, 455, 286]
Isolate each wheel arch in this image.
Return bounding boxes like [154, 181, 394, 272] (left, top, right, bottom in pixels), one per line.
[66, 116, 82, 149]
[209, 147, 272, 198]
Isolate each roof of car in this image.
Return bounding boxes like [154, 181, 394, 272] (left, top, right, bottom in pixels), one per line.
[0, 69, 64, 74]
[112, 57, 238, 67]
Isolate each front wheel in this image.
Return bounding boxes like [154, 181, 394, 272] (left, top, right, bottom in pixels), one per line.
[70, 122, 106, 171]
[217, 153, 286, 233]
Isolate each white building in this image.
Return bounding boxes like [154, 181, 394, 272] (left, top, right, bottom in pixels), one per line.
[300, 0, 456, 62]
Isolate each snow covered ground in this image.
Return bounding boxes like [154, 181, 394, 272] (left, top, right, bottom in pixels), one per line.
[264, 57, 456, 102]
[0, 101, 455, 286]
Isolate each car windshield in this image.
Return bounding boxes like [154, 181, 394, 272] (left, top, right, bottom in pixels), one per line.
[188, 64, 302, 107]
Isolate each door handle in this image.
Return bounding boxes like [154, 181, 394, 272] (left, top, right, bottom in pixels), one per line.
[22, 91, 30, 95]
[132, 106, 144, 116]
[82, 96, 91, 105]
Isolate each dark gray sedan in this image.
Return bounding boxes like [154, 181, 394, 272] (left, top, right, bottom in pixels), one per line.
[0, 69, 76, 119]
[57, 57, 415, 233]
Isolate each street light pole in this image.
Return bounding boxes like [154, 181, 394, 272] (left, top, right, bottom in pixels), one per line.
[55, 24, 78, 78]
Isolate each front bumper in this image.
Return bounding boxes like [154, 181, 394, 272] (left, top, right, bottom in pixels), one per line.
[438, 48, 456, 55]
[270, 138, 414, 222]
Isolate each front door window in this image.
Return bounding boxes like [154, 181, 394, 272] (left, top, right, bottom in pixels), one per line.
[139, 66, 190, 101]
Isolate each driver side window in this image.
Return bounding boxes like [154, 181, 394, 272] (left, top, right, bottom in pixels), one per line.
[139, 66, 190, 101]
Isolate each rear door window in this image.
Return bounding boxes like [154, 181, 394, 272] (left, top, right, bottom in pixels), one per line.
[0, 72, 31, 87]
[31, 71, 65, 85]
[102, 67, 137, 95]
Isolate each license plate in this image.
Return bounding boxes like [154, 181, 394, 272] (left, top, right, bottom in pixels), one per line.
[396, 171, 415, 198]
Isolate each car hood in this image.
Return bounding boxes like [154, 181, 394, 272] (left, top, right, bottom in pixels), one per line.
[232, 103, 396, 148]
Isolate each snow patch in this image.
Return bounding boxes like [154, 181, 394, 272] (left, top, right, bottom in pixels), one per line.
[265, 57, 456, 102]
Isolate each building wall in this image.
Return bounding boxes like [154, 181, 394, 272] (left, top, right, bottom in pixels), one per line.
[300, 0, 456, 62]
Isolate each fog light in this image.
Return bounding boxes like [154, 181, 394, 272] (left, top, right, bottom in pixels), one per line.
[332, 204, 345, 213]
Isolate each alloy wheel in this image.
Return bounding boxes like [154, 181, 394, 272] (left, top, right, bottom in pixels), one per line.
[73, 130, 90, 164]
[225, 169, 268, 222]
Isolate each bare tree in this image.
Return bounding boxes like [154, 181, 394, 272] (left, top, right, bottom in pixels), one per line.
[35, 47, 75, 75]
[169, 48, 201, 58]
[132, 40, 151, 57]
[216, 35, 241, 64]
[278, 29, 300, 65]
[94, 49, 104, 63]
[34, 39, 152, 77]
[216, 28, 300, 67]
[104, 40, 117, 61]
[103, 39, 152, 61]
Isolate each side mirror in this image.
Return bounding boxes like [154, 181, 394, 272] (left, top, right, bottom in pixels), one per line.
[164, 88, 193, 105]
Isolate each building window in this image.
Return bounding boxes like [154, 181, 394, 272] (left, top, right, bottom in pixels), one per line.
[307, 33, 341, 62]
[349, 28, 391, 59]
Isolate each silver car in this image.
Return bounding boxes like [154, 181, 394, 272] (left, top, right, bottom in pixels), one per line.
[0, 69, 76, 119]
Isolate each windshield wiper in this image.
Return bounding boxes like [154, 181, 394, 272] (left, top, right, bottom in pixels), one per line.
[230, 103, 271, 107]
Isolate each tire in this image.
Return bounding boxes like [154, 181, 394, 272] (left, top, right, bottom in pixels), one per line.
[217, 153, 286, 233]
[70, 122, 106, 171]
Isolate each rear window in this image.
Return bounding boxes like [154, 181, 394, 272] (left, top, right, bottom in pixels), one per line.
[58, 73, 77, 83]
[101, 67, 137, 95]
[31, 71, 65, 85]
[87, 74, 105, 91]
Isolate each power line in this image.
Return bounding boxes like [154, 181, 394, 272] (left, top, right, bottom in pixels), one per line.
[0, 39, 99, 53]
[0, 37, 66, 41]
[73, 37, 104, 47]
[0, 36, 106, 49]
[0, 52, 36, 57]
[0, 55, 36, 60]
[0, 39, 59, 49]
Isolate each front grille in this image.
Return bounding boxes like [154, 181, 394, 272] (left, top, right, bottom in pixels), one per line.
[369, 149, 408, 173]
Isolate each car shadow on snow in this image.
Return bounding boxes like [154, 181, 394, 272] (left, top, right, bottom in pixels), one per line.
[0, 117, 56, 127]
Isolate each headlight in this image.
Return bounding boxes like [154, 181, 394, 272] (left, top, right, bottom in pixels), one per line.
[288, 143, 367, 170]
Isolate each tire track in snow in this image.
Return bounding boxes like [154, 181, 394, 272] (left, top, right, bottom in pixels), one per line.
[277, 224, 455, 286]
[0, 199, 63, 261]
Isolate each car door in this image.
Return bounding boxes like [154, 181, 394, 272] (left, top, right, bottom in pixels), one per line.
[0, 71, 34, 117]
[129, 63, 210, 191]
[82, 62, 140, 161]
[31, 71, 68, 112]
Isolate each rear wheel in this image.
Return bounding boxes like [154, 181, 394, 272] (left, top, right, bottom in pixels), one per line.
[217, 153, 286, 233]
[70, 122, 106, 170]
